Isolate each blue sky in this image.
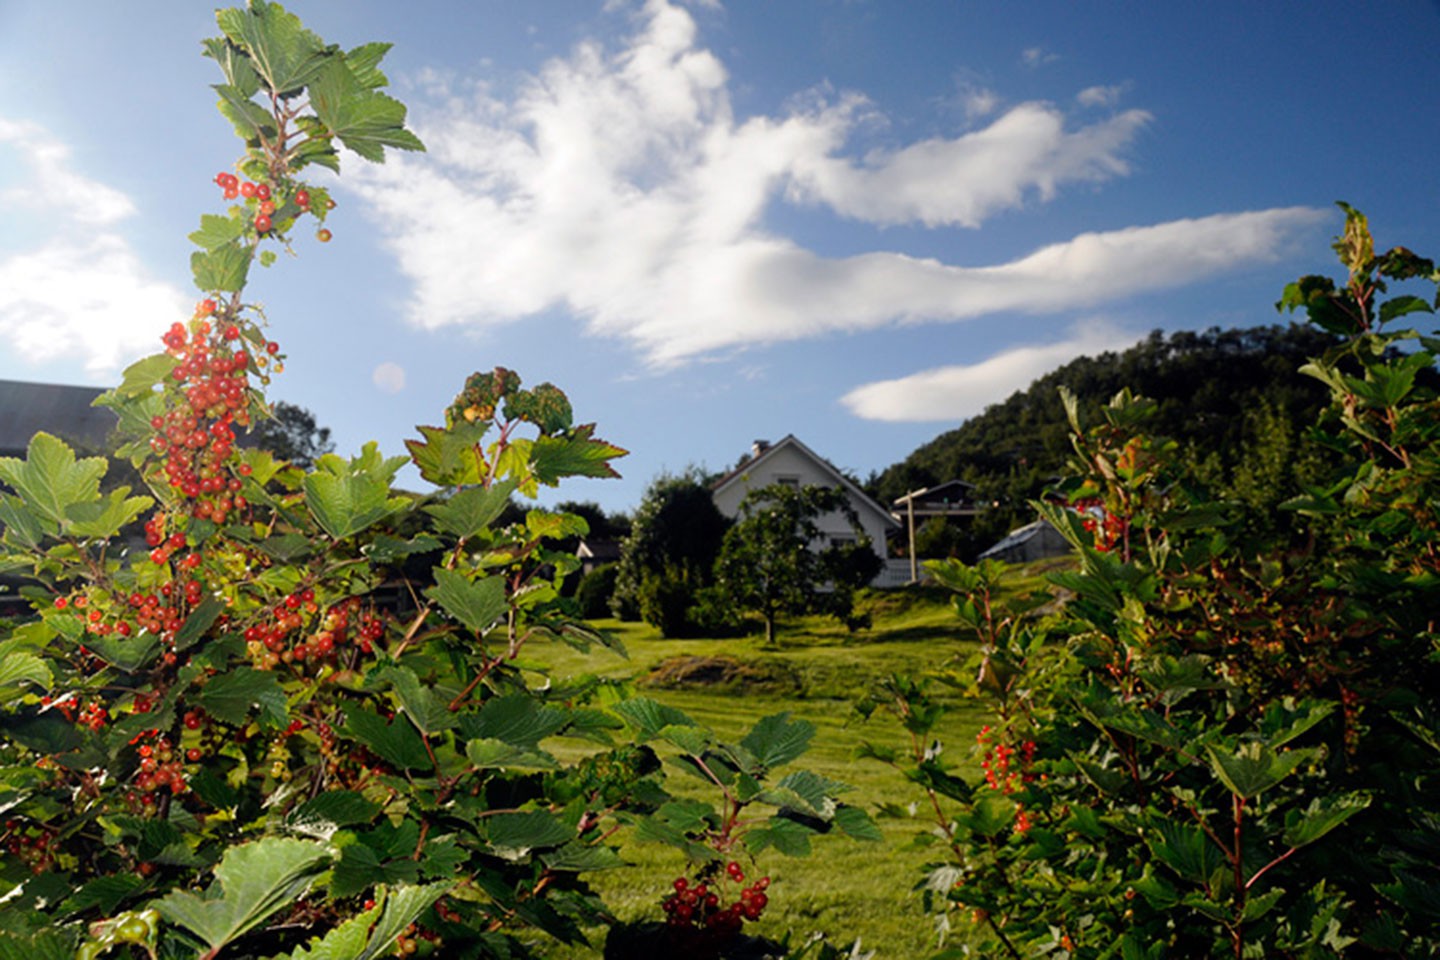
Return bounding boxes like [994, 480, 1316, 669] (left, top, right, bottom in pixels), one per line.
[2, 1, 1438, 514]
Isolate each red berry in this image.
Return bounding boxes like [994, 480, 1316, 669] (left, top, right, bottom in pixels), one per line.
[316, 228, 332, 243]
[295, 189, 311, 207]
[255, 183, 271, 200]
[265, 341, 280, 355]
[255, 214, 273, 233]
[224, 186, 239, 200]
[240, 182, 257, 198]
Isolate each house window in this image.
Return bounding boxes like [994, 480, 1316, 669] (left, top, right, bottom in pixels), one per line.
[775, 475, 800, 489]
[829, 536, 856, 548]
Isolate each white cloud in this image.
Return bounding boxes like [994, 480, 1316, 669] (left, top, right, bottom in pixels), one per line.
[0, 118, 187, 375]
[1022, 46, 1060, 68]
[347, 0, 1322, 368]
[372, 361, 407, 393]
[841, 320, 1141, 422]
[957, 84, 1001, 122]
[1077, 84, 1124, 108]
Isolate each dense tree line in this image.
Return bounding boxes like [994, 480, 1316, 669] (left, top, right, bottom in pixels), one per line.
[868, 324, 1349, 557]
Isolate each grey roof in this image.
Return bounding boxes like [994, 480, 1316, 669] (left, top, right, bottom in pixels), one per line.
[0, 379, 115, 459]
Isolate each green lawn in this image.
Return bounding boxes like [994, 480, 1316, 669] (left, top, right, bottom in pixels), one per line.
[517, 579, 1045, 958]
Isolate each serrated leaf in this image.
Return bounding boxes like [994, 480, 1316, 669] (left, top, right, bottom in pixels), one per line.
[65, 487, 152, 540]
[341, 702, 429, 771]
[84, 632, 161, 672]
[202, 36, 261, 97]
[60, 873, 146, 916]
[304, 446, 408, 539]
[374, 665, 455, 735]
[528, 426, 627, 487]
[0, 432, 106, 527]
[464, 694, 569, 747]
[214, 82, 277, 141]
[426, 568, 505, 635]
[344, 41, 393, 90]
[172, 594, 227, 652]
[308, 58, 425, 162]
[611, 697, 699, 741]
[190, 212, 247, 250]
[743, 816, 814, 857]
[191, 239, 252, 293]
[404, 422, 488, 487]
[1206, 742, 1315, 799]
[464, 738, 559, 771]
[0, 653, 51, 695]
[834, 804, 883, 841]
[152, 837, 331, 953]
[286, 791, 381, 838]
[1281, 791, 1371, 848]
[487, 811, 570, 858]
[198, 667, 287, 727]
[740, 713, 814, 771]
[422, 481, 516, 540]
[0, 929, 73, 960]
[330, 843, 418, 900]
[418, 837, 468, 879]
[111, 353, 180, 398]
[541, 841, 626, 872]
[0, 491, 50, 548]
[214, 1, 329, 94]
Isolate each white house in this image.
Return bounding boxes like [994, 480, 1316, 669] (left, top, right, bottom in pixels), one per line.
[710, 436, 899, 579]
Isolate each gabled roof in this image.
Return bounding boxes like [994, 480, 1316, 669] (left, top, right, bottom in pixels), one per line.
[712, 434, 899, 529]
[0, 379, 115, 459]
[892, 480, 983, 514]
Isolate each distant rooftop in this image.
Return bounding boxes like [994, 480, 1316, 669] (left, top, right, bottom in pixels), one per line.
[0, 379, 115, 459]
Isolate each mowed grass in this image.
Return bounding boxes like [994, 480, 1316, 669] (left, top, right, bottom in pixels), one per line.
[519, 567, 1065, 958]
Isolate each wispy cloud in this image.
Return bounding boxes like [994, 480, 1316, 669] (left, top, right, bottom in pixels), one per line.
[348, 0, 1321, 368]
[0, 118, 187, 375]
[1022, 46, 1060, 68]
[841, 320, 1141, 422]
[1077, 84, 1125, 108]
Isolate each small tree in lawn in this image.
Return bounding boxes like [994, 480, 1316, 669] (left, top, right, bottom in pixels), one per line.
[715, 483, 876, 646]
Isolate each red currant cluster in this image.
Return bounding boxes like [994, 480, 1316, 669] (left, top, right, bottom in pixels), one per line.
[976, 726, 1039, 834]
[660, 863, 770, 936]
[1069, 497, 1128, 553]
[153, 316, 262, 527]
[129, 733, 188, 804]
[3, 821, 55, 875]
[214, 170, 333, 241]
[39, 693, 109, 731]
[242, 594, 385, 671]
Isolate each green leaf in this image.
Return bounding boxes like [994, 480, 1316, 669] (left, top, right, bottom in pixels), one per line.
[464, 738, 558, 771]
[0, 652, 51, 696]
[0, 433, 106, 527]
[341, 702, 430, 771]
[422, 481, 517, 539]
[330, 843, 418, 899]
[190, 240, 252, 293]
[1206, 742, 1316, 799]
[740, 713, 814, 771]
[374, 666, 455, 735]
[0, 930, 74, 960]
[84, 633, 161, 673]
[487, 811, 571, 859]
[190, 212, 246, 250]
[463, 694, 569, 747]
[426, 569, 506, 635]
[1146, 820, 1225, 884]
[343, 42, 393, 90]
[612, 697, 700, 741]
[528, 426, 627, 487]
[286, 791, 381, 838]
[152, 837, 331, 954]
[110, 353, 180, 398]
[198, 667, 287, 727]
[743, 816, 815, 857]
[65, 487, 152, 540]
[834, 804, 883, 842]
[214, 1, 329, 94]
[404, 422, 487, 487]
[0, 491, 50, 548]
[60, 873, 147, 916]
[541, 841, 626, 872]
[308, 58, 425, 163]
[213, 82, 277, 141]
[1378, 293, 1433, 325]
[304, 446, 408, 539]
[173, 595, 227, 651]
[1281, 792, 1371, 848]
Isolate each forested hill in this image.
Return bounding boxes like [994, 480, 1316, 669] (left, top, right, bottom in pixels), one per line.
[868, 324, 1342, 553]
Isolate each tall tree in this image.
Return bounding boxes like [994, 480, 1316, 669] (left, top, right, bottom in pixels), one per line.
[611, 470, 729, 634]
[249, 400, 334, 470]
[714, 483, 878, 645]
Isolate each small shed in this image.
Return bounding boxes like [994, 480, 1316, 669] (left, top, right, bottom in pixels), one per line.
[978, 519, 1072, 565]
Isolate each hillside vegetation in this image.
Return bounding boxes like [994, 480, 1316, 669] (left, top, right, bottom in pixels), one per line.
[869, 323, 1342, 556]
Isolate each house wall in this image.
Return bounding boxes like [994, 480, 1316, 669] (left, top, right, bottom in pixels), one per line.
[712, 444, 892, 563]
